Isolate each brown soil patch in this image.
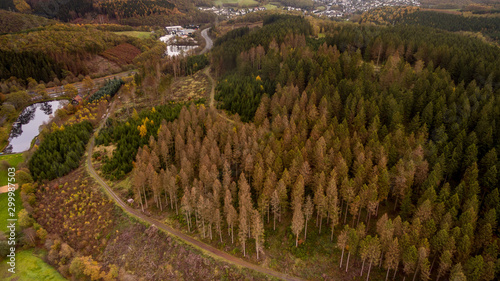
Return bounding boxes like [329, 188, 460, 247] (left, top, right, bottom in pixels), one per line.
[84, 55, 122, 77]
[0, 184, 17, 194]
[101, 43, 141, 65]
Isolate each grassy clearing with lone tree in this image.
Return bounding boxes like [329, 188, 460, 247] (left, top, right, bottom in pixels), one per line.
[0, 249, 66, 281]
[0, 153, 23, 186]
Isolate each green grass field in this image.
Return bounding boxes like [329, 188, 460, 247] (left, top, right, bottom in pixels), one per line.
[0, 190, 21, 233]
[0, 153, 24, 233]
[214, 0, 259, 7]
[113, 31, 152, 39]
[0, 249, 66, 281]
[0, 153, 23, 186]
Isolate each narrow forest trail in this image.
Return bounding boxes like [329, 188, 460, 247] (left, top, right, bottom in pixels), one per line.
[85, 91, 303, 281]
[205, 66, 216, 109]
[204, 66, 236, 124]
[83, 28, 304, 281]
[85, 134, 304, 281]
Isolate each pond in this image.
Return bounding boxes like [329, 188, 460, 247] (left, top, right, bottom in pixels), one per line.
[165, 45, 197, 57]
[3, 100, 68, 154]
[160, 34, 198, 57]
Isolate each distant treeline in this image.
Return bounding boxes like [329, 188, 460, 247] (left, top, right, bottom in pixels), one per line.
[400, 11, 500, 41]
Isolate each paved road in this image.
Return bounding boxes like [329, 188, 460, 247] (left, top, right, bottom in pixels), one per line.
[85, 108, 302, 281]
[200, 28, 213, 55]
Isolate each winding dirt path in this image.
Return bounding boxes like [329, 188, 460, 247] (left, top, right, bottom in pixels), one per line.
[84, 31, 302, 280]
[85, 106, 302, 281]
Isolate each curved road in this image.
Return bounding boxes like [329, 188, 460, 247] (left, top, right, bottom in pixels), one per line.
[86, 127, 302, 281]
[200, 28, 213, 55]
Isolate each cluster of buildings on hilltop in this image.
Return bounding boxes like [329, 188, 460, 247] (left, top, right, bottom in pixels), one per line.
[165, 25, 199, 36]
[312, 0, 420, 17]
[198, 6, 266, 18]
[198, 0, 420, 19]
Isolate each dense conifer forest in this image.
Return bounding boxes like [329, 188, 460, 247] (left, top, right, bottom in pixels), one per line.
[91, 15, 500, 280]
[400, 11, 500, 42]
[29, 121, 93, 181]
[2, 0, 500, 278]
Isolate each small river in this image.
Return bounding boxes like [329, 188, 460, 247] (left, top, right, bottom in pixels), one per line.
[3, 100, 68, 154]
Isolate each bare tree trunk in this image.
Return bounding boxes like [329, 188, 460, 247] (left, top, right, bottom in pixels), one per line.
[386, 268, 390, 281]
[296, 233, 299, 247]
[219, 224, 223, 243]
[379, 251, 384, 267]
[195, 211, 199, 230]
[340, 199, 344, 216]
[367, 260, 373, 281]
[243, 241, 246, 257]
[356, 207, 362, 227]
[267, 205, 270, 224]
[340, 248, 345, 268]
[344, 201, 349, 224]
[393, 263, 398, 280]
[346, 252, 351, 272]
[273, 211, 276, 230]
[139, 191, 144, 212]
[331, 224, 334, 241]
[361, 259, 366, 276]
[256, 238, 259, 260]
[304, 218, 308, 240]
[231, 224, 234, 244]
[319, 213, 323, 234]
[430, 254, 437, 273]
[143, 186, 148, 208]
[412, 267, 418, 281]
[185, 211, 190, 232]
